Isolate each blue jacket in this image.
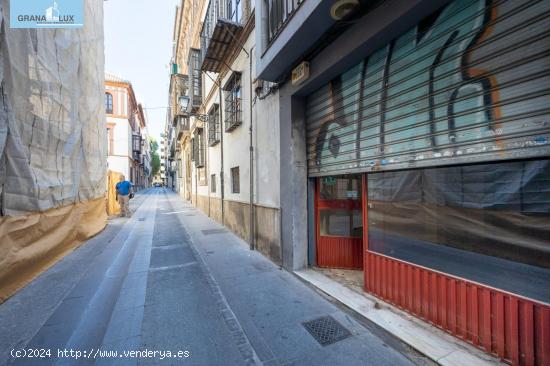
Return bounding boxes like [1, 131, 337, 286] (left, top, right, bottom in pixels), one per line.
[116, 181, 133, 196]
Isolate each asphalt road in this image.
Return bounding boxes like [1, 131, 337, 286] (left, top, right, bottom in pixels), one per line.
[0, 189, 432, 366]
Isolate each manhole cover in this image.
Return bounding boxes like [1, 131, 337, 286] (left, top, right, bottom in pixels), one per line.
[201, 229, 228, 235]
[302, 316, 351, 346]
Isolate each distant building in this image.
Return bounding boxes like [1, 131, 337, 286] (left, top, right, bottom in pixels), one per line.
[105, 73, 151, 189]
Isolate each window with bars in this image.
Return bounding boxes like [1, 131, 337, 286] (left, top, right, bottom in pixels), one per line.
[208, 103, 220, 146]
[223, 72, 242, 132]
[105, 93, 113, 114]
[231, 166, 240, 193]
[193, 128, 206, 168]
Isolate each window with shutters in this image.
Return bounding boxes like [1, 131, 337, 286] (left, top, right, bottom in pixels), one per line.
[231, 166, 240, 193]
[211, 174, 216, 193]
[105, 93, 113, 114]
[193, 128, 205, 168]
[188, 49, 202, 109]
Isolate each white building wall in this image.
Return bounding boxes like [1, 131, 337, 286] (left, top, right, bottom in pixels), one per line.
[107, 115, 131, 178]
[218, 30, 255, 204]
[191, 27, 280, 209]
[253, 88, 280, 207]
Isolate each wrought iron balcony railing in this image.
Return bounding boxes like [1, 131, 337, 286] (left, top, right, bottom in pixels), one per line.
[200, 0, 246, 73]
[266, 0, 304, 45]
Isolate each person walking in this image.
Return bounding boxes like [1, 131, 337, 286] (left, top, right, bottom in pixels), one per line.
[115, 175, 133, 218]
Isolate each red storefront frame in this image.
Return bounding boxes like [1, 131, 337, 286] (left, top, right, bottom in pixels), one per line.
[315, 174, 550, 365]
[315, 177, 363, 269]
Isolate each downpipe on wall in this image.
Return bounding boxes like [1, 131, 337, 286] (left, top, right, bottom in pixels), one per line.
[249, 44, 255, 251]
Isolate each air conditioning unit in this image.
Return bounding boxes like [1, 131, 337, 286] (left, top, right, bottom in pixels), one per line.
[292, 61, 310, 86]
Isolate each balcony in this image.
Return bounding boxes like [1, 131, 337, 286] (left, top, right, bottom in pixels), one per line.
[169, 73, 189, 126]
[188, 49, 202, 111]
[132, 133, 142, 161]
[257, 0, 336, 81]
[175, 115, 190, 141]
[200, 0, 245, 73]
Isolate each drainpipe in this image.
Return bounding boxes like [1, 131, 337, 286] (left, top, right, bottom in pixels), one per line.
[219, 85, 225, 225]
[249, 45, 255, 251]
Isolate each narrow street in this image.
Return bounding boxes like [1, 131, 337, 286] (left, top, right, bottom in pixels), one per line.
[0, 189, 431, 366]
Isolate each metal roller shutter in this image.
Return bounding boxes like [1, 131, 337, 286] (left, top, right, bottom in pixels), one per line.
[306, 0, 550, 177]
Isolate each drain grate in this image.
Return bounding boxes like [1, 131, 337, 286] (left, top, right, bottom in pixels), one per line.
[201, 229, 228, 235]
[138, 218, 146, 221]
[302, 316, 351, 346]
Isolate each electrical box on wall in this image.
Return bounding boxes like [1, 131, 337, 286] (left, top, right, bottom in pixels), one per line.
[292, 61, 310, 86]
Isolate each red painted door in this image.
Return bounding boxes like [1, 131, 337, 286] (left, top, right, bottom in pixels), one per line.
[315, 175, 363, 269]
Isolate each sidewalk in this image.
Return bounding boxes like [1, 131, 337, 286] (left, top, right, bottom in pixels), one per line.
[165, 191, 431, 366]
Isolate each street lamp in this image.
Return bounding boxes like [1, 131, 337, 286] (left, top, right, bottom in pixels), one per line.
[177, 95, 209, 122]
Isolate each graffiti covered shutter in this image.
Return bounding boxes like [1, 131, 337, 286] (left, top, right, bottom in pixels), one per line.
[306, 0, 550, 177]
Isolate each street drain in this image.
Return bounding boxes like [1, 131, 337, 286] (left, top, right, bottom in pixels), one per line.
[201, 229, 228, 235]
[184, 214, 196, 216]
[138, 218, 146, 221]
[302, 316, 351, 346]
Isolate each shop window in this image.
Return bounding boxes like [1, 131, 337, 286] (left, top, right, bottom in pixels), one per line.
[105, 92, 113, 114]
[367, 159, 550, 302]
[320, 209, 362, 237]
[223, 73, 242, 132]
[208, 104, 220, 146]
[231, 167, 240, 193]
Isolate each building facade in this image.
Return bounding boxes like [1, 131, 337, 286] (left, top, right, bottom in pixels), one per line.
[105, 73, 151, 190]
[167, 0, 283, 262]
[165, 0, 550, 363]
[255, 0, 550, 364]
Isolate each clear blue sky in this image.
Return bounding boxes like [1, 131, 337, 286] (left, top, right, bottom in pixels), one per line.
[104, 0, 180, 143]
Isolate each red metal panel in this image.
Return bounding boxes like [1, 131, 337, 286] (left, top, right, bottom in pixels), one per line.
[430, 273, 438, 324]
[407, 265, 413, 310]
[363, 252, 550, 366]
[520, 302, 535, 366]
[458, 281, 468, 339]
[449, 279, 457, 333]
[317, 236, 363, 269]
[535, 306, 550, 366]
[414, 267, 421, 315]
[440, 276, 447, 329]
[509, 297, 520, 365]
[496, 293, 506, 359]
[471, 286, 480, 346]
[482, 288, 492, 352]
